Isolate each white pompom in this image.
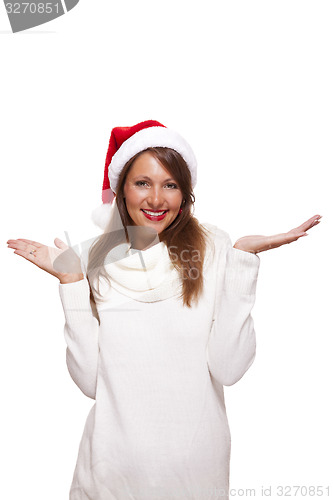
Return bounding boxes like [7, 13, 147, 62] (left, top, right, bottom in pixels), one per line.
[91, 203, 113, 230]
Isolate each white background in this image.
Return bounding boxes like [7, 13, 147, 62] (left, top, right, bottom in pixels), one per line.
[0, 1, 332, 498]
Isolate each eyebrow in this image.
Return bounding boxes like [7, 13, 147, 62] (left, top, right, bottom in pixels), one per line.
[132, 175, 176, 182]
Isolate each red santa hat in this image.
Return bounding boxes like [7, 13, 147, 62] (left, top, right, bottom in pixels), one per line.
[91, 120, 197, 229]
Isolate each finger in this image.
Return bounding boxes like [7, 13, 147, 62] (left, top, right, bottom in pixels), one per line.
[13, 248, 38, 262]
[304, 218, 321, 231]
[299, 216, 320, 229]
[54, 238, 68, 250]
[310, 220, 320, 227]
[16, 238, 43, 248]
[7, 241, 36, 252]
[294, 215, 321, 232]
[309, 214, 322, 220]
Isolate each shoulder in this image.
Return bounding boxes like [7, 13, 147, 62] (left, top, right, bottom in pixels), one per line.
[200, 222, 232, 248]
[200, 222, 232, 268]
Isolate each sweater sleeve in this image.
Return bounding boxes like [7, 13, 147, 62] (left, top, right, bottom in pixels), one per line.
[206, 228, 260, 386]
[59, 275, 100, 400]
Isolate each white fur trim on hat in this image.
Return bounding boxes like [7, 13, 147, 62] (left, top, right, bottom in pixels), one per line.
[91, 203, 113, 230]
[91, 197, 128, 231]
[109, 126, 197, 193]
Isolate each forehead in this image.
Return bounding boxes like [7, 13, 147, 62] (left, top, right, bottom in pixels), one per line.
[128, 151, 171, 178]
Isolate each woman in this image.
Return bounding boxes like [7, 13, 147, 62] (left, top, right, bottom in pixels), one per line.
[7, 120, 321, 500]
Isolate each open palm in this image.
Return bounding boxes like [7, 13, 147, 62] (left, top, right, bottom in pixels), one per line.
[6, 237, 83, 280]
[233, 214, 322, 254]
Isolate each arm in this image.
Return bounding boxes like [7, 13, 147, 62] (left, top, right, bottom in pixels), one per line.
[206, 231, 260, 386]
[59, 276, 100, 400]
[6, 235, 100, 398]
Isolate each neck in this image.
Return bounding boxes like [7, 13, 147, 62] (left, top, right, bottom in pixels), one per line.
[127, 226, 161, 251]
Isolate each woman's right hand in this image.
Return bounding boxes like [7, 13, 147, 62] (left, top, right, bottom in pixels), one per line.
[6, 237, 84, 284]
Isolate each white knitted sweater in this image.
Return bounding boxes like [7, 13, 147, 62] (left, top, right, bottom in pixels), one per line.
[59, 223, 260, 500]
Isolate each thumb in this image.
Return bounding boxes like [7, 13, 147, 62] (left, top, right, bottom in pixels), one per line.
[54, 237, 69, 250]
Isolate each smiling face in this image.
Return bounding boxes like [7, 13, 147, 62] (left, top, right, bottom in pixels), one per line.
[123, 151, 183, 234]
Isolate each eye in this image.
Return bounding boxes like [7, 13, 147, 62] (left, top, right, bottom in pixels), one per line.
[134, 181, 178, 189]
[135, 181, 149, 187]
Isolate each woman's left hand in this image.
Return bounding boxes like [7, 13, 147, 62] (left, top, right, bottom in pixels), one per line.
[233, 214, 322, 254]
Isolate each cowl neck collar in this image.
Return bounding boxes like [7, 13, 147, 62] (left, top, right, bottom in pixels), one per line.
[104, 241, 183, 302]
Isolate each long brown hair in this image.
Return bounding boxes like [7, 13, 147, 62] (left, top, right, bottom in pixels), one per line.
[87, 147, 211, 308]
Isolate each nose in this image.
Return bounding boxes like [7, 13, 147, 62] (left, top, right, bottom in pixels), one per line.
[146, 186, 166, 209]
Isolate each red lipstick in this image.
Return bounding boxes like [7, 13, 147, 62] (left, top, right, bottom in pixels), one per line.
[141, 209, 169, 221]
